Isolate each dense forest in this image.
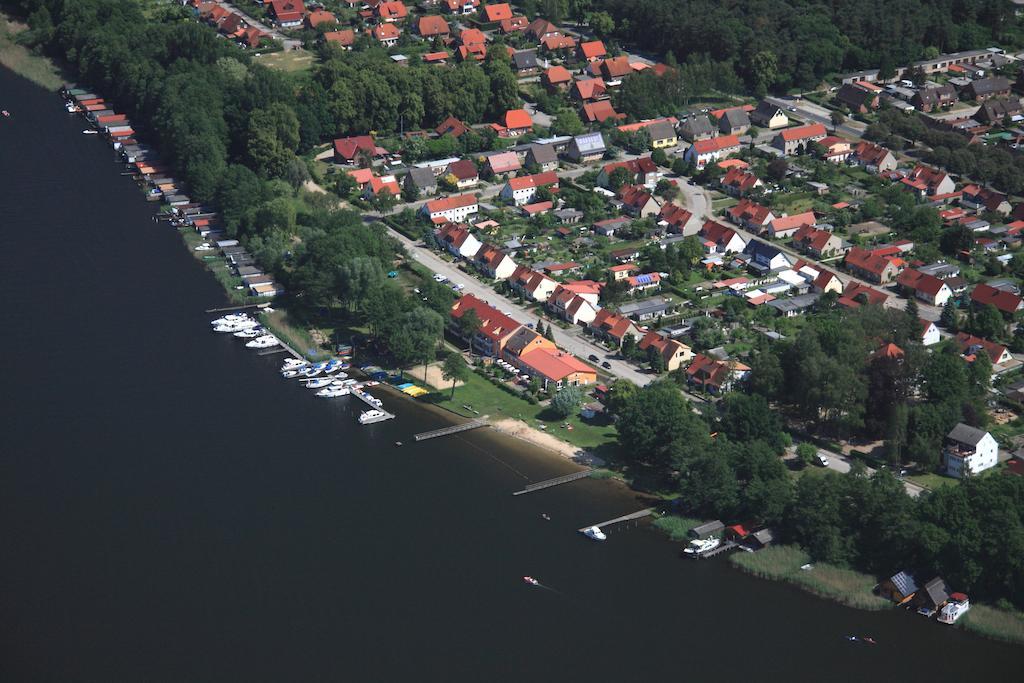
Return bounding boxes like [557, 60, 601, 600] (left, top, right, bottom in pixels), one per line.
[613, 304, 1024, 610]
[592, 0, 1022, 93]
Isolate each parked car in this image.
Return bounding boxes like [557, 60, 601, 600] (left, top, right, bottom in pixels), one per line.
[601, 361, 612, 369]
[815, 453, 830, 467]
[588, 354, 599, 362]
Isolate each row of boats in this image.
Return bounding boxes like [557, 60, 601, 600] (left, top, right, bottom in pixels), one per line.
[211, 313, 279, 349]
[278, 358, 391, 424]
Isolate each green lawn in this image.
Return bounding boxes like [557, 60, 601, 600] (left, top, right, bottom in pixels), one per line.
[256, 48, 316, 73]
[429, 370, 619, 452]
[904, 471, 958, 492]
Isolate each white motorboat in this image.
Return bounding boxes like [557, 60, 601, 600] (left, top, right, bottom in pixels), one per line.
[938, 595, 970, 624]
[233, 327, 264, 338]
[358, 409, 389, 424]
[304, 377, 334, 389]
[213, 321, 259, 333]
[194, 244, 213, 251]
[211, 314, 250, 326]
[245, 335, 279, 349]
[316, 386, 349, 398]
[302, 366, 323, 378]
[82, 129, 98, 135]
[281, 369, 303, 378]
[332, 378, 357, 387]
[582, 526, 607, 541]
[683, 537, 721, 555]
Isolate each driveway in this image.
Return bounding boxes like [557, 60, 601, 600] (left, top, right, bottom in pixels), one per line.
[790, 442, 925, 497]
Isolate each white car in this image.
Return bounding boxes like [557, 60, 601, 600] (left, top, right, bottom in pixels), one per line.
[432, 274, 448, 283]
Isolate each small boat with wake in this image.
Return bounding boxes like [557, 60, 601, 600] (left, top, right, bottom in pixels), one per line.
[523, 576, 540, 586]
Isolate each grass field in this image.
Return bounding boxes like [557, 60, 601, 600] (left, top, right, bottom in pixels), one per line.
[0, 14, 63, 90]
[904, 471, 957, 492]
[962, 604, 1024, 645]
[651, 515, 703, 541]
[428, 369, 618, 452]
[255, 49, 316, 73]
[731, 545, 890, 611]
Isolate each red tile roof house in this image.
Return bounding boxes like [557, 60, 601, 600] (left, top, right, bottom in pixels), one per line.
[597, 157, 660, 189]
[541, 34, 577, 53]
[543, 65, 573, 92]
[417, 15, 451, 38]
[896, 268, 953, 306]
[960, 185, 1012, 215]
[435, 115, 469, 138]
[589, 309, 643, 348]
[659, 203, 694, 233]
[772, 123, 827, 155]
[638, 331, 694, 372]
[268, 0, 306, 27]
[376, 1, 409, 22]
[436, 222, 483, 259]
[726, 198, 775, 233]
[699, 220, 748, 254]
[305, 9, 337, 29]
[837, 281, 889, 309]
[900, 164, 955, 198]
[526, 18, 560, 42]
[767, 210, 816, 239]
[684, 135, 741, 168]
[485, 150, 521, 177]
[792, 225, 844, 258]
[513, 345, 597, 389]
[333, 135, 383, 164]
[324, 29, 356, 49]
[851, 141, 897, 174]
[570, 77, 608, 103]
[618, 184, 662, 218]
[686, 354, 750, 394]
[499, 171, 559, 205]
[626, 271, 661, 294]
[844, 246, 903, 284]
[492, 109, 533, 137]
[970, 282, 1024, 315]
[816, 135, 853, 163]
[445, 158, 480, 189]
[499, 16, 529, 33]
[473, 243, 518, 280]
[482, 3, 514, 23]
[449, 294, 522, 357]
[583, 100, 622, 123]
[597, 56, 633, 81]
[955, 333, 1013, 365]
[608, 263, 638, 281]
[509, 265, 559, 302]
[372, 22, 401, 46]
[720, 167, 762, 197]
[361, 174, 401, 200]
[445, 0, 480, 15]
[546, 285, 600, 325]
[577, 40, 607, 62]
[421, 193, 479, 223]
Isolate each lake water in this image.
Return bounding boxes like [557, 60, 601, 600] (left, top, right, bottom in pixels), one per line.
[0, 66, 1017, 681]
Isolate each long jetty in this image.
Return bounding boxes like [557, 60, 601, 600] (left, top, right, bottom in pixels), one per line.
[513, 469, 593, 496]
[414, 419, 488, 441]
[577, 508, 654, 534]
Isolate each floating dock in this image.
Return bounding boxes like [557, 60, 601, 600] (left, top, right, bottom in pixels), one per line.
[353, 387, 395, 423]
[413, 419, 488, 442]
[577, 508, 654, 534]
[513, 469, 593, 496]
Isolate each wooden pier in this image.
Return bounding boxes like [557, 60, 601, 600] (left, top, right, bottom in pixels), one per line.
[413, 419, 488, 442]
[352, 388, 396, 422]
[513, 469, 593, 496]
[205, 302, 270, 313]
[577, 508, 654, 534]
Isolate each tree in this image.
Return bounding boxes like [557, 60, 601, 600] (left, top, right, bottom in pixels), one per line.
[552, 109, 584, 136]
[544, 323, 556, 342]
[550, 384, 583, 418]
[651, 148, 669, 167]
[373, 188, 397, 214]
[617, 379, 710, 468]
[442, 352, 471, 399]
[940, 299, 959, 331]
[766, 157, 789, 181]
[336, 171, 357, 198]
[905, 296, 920, 323]
[394, 307, 444, 380]
[829, 110, 846, 131]
[458, 309, 483, 353]
[796, 442, 817, 468]
[971, 303, 1006, 341]
[607, 166, 634, 191]
[588, 10, 615, 39]
[720, 393, 785, 451]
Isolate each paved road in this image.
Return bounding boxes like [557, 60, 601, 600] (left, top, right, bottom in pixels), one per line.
[789, 442, 926, 497]
[765, 96, 867, 140]
[219, 0, 302, 49]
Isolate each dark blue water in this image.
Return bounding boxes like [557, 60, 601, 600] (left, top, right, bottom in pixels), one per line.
[0, 66, 1016, 681]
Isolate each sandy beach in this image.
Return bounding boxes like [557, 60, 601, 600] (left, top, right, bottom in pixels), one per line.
[490, 418, 604, 466]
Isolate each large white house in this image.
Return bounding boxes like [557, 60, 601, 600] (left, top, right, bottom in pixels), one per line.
[499, 171, 559, 206]
[421, 193, 479, 223]
[943, 423, 998, 478]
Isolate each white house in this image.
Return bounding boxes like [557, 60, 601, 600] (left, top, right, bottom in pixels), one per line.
[920, 319, 940, 346]
[943, 423, 998, 478]
[684, 134, 741, 168]
[422, 193, 479, 223]
[436, 223, 483, 259]
[499, 171, 559, 206]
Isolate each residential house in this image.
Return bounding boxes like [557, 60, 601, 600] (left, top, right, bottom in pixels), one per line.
[767, 211, 816, 239]
[678, 115, 717, 142]
[448, 294, 521, 357]
[610, 246, 641, 262]
[362, 174, 400, 200]
[700, 220, 748, 254]
[844, 246, 902, 283]
[445, 159, 479, 189]
[526, 143, 559, 172]
[582, 100, 622, 123]
[921, 319, 941, 346]
[626, 272, 661, 295]
[596, 56, 632, 82]
[416, 15, 450, 38]
[961, 185, 1011, 215]
[333, 135, 380, 164]
[971, 282, 1024, 314]
[912, 84, 958, 111]
[608, 263, 638, 282]
[305, 9, 336, 29]
[718, 108, 750, 135]
[501, 326, 555, 367]
[404, 166, 438, 196]
[684, 134, 741, 167]
[494, 108, 532, 137]
[835, 82, 879, 112]
[792, 225, 844, 258]
[913, 577, 952, 615]
[444, 0, 481, 14]
[514, 345, 596, 388]
[817, 136, 853, 163]
[509, 265, 558, 302]
[851, 141, 897, 173]
[547, 286, 599, 325]
[268, 0, 306, 27]
[541, 34, 577, 53]
[323, 29, 356, 48]
[896, 268, 953, 306]
[811, 269, 844, 295]
[421, 193, 479, 223]
[372, 22, 401, 47]
[597, 157, 660, 189]
[838, 281, 888, 308]
[592, 217, 631, 237]
[500, 171, 559, 206]
[750, 101, 789, 129]
[720, 167, 762, 197]
[964, 76, 1012, 101]
[772, 123, 827, 155]
[645, 120, 679, 149]
[474, 244, 518, 279]
[511, 50, 538, 75]
[435, 115, 469, 138]
[901, 164, 955, 198]
[566, 132, 607, 163]
[578, 40, 607, 62]
[659, 203, 694, 233]
[436, 222, 482, 259]
[976, 97, 1024, 124]
[743, 239, 793, 274]
[376, 1, 408, 22]
[686, 354, 750, 393]
[589, 309, 643, 348]
[944, 423, 999, 478]
[726, 198, 775, 233]
[457, 28, 488, 61]
[955, 332, 1013, 365]
[542, 65, 573, 91]
[618, 184, 662, 218]
[878, 571, 920, 605]
[482, 2, 513, 23]
[618, 296, 678, 321]
[485, 151, 521, 177]
[767, 292, 821, 317]
[499, 16, 528, 33]
[638, 331, 694, 371]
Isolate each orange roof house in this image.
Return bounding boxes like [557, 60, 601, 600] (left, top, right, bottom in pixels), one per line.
[417, 15, 450, 38]
[305, 9, 337, 28]
[543, 65, 573, 90]
[483, 3, 513, 22]
[578, 40, 607, 62]
[376, 1, 408, 22]
[324, 29, 355, 47]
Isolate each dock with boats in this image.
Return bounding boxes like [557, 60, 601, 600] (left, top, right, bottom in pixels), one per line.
[577, 508, 654, 535]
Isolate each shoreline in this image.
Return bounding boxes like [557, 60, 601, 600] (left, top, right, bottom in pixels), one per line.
[43, 68, 1024, 649]
[0, 11, 64, 91]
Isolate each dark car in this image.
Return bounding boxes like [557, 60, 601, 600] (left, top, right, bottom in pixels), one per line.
[588, 354, 599, 362]
[601, 361, 612, 369]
